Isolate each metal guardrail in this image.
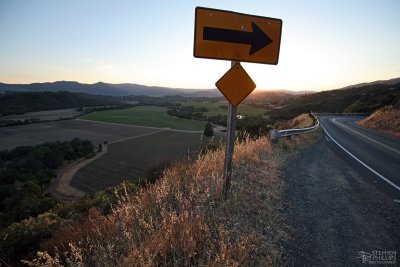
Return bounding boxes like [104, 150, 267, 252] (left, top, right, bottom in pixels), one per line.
[270, 113, 320, 139]
[312, 112, 367, 117]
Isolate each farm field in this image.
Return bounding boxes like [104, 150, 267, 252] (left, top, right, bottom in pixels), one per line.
[71, 130, 218, 192]
[81, 106, 206, 131]
[178, 101, 266, 117]
[0, 119, 159, 151]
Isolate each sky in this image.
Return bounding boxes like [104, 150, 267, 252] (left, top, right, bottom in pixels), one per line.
[0, 0, 399, 91]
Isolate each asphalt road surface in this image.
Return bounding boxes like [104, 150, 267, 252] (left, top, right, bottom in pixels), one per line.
[283, 116, 400, 266]
[319, 115, 400, 195]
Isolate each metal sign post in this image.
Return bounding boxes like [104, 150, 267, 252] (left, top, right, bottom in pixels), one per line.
[222, 61, 239, 199]
[193, 6, 282, 199]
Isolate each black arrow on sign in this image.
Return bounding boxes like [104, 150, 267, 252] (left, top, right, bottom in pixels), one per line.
[203, 22, 273, 55]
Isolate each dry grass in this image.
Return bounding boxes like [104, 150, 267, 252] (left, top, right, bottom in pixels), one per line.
[290, 114, 314, 129]
[276, 113, 315, 130]
[24, 131, 319, 266]
[358, 106, 400, 137]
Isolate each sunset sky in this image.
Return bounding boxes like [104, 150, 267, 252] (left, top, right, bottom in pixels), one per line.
[0, 0, 399, 91]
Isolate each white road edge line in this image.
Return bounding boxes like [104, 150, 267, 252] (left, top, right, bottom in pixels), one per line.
[320, 123, 400, 192]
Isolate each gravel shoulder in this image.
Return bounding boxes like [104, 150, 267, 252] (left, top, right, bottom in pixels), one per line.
[282, 135, 400, 266]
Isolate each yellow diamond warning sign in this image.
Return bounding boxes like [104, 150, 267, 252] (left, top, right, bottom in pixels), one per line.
[215, 63, 256, 107]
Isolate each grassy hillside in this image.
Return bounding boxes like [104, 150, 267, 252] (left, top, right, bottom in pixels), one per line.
[2, 112, 318, 265]
[268, 83, 400, 122]
[0, 91, 122, 115]
[358, 106, 400, 137]
[23, 126, 320, 266]
[24, 137, 280, 266]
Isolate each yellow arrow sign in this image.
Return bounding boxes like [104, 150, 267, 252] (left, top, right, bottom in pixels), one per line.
[215, 63, 256, 107]
[194, 7, 282, 64]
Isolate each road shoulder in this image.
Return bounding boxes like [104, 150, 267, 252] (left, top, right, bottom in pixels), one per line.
[282, 137, 400, 266]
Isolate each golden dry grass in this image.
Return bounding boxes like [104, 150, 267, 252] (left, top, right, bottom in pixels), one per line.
[25, 130, 320, 266]
[358, 106, 400, 137]
[290, 114, 314, 129]
[276, 113, 315, 130]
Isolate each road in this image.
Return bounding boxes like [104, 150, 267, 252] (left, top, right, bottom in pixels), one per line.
[318, 115, 400, 195]
[282, 116, 400, 266]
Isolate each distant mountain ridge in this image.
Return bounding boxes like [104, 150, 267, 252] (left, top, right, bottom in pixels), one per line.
[0, 81, 222, 97]
[1, 77, 398, 97]
[339, 77, 400, 90]
[0, 81, 311, 98]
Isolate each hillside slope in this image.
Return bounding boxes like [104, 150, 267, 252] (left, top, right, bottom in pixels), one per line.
[268, 83, 400, 122]
[0, 113, 317, 266]
[21, 131, 321, 266]
[358, 106, 400, 137]
[23, 137, 276, 265]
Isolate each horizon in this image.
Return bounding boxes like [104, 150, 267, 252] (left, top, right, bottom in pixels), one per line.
[1, 1, 399, 91]
[1, 76, 400, 93]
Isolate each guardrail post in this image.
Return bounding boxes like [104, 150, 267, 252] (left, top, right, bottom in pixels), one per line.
[270, 129, 278, 140]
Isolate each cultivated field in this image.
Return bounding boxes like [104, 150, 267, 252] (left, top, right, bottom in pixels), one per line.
[72, 131, 218, 192]
[0, 119, 160, 151]
[81, 106, 207, 131]
[179, 101, 266, 117]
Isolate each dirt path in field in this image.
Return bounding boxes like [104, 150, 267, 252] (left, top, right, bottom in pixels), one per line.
[281, 138, 400, 266]
[51, 130, 165, 200]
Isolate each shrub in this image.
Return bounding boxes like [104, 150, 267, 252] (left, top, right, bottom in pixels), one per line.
[203, 121, 214, 137]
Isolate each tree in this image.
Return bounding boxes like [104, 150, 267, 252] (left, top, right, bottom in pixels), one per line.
[203, 122, 214, 137]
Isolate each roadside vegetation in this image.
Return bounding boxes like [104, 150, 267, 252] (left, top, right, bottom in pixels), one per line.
[14, 114, 318, 266]
[358, 106, 400, 137]
[25, 137, 279, 266]
[275, 113, 315, 130]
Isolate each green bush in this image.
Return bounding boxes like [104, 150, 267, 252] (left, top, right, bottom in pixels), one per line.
[203, 121, 214, 137]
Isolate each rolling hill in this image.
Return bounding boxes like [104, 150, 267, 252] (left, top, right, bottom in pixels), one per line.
[0, 81, 310, 98]
[268, 82, 400, 122]
[0, 81, 221, 97]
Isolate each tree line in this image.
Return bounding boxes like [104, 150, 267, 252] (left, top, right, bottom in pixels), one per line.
[0, 138, 94, 228]
[0, 91, 123, 115]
